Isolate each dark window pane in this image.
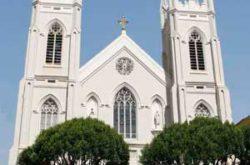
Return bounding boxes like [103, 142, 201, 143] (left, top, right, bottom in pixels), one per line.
[126, 102, 130, 138]
[189, 31, 205, 71]
[114, 88, 137, 139]
[114, 102, 119, 132]
[46, 23, 63, 64]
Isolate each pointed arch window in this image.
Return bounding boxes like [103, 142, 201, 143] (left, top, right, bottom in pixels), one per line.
[189, 31, 205, 70]
[114, 87, 137, 139]
[40, 98, 59, 130]
[46, 22, 63, 65]
[195, 103, 211, 117]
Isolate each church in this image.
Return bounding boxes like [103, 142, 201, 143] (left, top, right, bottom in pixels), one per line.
[9, 0, 233, 164]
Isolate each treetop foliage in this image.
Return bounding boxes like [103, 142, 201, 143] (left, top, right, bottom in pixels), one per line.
[18, 118, 129, 165]
[238, 125, 250, 164]
[140, 117, 246, 165]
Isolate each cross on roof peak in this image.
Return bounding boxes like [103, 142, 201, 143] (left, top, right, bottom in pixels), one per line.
[118, 16, 129, 32]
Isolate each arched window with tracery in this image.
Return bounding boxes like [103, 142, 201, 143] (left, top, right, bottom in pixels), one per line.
[40, 98, 59, 130]
[189, 31, 205, 70]
[195, 103, 211, 117]
[46, 22, 63, 65]
[114, 87, 137, 139]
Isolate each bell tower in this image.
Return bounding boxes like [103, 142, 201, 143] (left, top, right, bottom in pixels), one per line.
[25, 0, 82, 80]
[161, 0, 232, 123]
[9, 0, 82, 164]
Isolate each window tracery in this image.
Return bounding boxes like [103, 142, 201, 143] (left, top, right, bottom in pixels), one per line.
[40, 98, 58, 130]
[195, 103, 211, 117]
[114, 87, 136, 138]
[116, 57, 134, 75]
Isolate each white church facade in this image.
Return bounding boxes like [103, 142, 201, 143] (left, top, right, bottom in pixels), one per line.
[9, 0, 232, 164]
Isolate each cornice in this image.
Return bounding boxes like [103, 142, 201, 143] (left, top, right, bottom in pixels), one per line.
[33, 1, 82, 8]
[168, 8, 215, 16]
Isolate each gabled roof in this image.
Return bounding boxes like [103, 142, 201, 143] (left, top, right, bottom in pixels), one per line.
[79, 31, 168, 85]
[237, 116, 250, 127]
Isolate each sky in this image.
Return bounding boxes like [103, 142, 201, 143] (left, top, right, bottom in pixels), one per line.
[0, 0, 249, 164]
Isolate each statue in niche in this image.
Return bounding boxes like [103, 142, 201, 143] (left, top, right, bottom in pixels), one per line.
[154, 111, 161, 129]
[89, 108, 95, 118]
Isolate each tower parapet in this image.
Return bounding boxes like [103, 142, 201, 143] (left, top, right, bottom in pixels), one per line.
[160, 0, 215, 29]
[33, 0, 82, 6]
[167, 0, 214, 12]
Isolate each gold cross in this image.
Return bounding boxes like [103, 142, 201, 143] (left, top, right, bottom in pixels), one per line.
[118, 16, 129, 31]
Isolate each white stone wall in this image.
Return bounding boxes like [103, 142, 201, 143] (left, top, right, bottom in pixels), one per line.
[78, 48, 167, 143]
[161, 0, 232, 123]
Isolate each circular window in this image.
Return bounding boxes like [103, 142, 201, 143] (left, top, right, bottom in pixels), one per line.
[116, 57, 134, 75]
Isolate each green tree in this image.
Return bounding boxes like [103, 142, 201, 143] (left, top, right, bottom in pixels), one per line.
[17, 118, 129, 165]
[188, 117, 244, 165]
[239, 126, 250, 164]
[17, 147, 39, 165]
[140, 123, 190, 165]
[140, 117, 244, 165]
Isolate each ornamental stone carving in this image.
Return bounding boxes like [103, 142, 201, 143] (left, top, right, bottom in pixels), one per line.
[195, 103, 211, 117]
[154, 111, 161, 129]
[116, 57, 134, 75]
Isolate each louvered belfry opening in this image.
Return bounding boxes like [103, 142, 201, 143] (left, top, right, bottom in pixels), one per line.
[189, 31, 205, 71]
[46, 22, 63, 65]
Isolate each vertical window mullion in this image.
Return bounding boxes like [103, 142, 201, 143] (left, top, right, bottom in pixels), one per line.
[131, 103, 136, 138]
[44, 113, 47, 129]
[118, 102, 120, 134]
[52, 34, 57, 64]
[114, 102, 118, 132]
[125, 102, 130, 138]
[41, 113, 45, 130]
[130, 103, 132, 138]
[195, 41, 199, 70]
[123, 97, 126, 137]
[52, 112, 57, 126]
[120, 102, 124, 136]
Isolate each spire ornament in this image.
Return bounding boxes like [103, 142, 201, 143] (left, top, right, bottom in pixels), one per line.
[118, 16, 129, 32]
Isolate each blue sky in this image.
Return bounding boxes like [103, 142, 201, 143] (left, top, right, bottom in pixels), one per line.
[0, 0, 249, 164]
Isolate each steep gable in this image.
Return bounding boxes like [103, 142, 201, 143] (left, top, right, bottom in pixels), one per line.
[78, 32, 168, 85]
